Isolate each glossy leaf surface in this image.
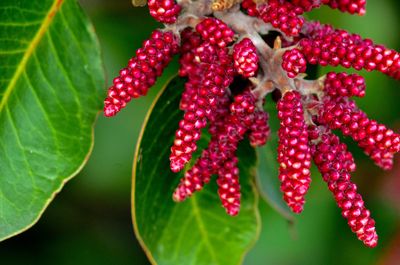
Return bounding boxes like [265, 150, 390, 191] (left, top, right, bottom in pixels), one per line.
[0, 0, 104, 240]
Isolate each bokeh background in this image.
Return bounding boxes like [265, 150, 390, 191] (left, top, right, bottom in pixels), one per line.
[1, 0, 400, 264]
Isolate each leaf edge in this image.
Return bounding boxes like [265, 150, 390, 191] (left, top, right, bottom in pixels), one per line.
[0, 0, 106, 242]
[0, 113, 101, 241]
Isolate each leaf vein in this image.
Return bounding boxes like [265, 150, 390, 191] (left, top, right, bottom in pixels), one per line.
[45, 30, 83, 124]
[0, 0, 64, 115]
[190, 196, 219, 265]
[58, 9, 99, 90]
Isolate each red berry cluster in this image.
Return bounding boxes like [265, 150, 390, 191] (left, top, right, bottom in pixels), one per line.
[288, 0, 365, 14]
[217, 157, 241, 216]
[311, 130, 378, 247]
[298, 22, 400, 79]
[327, 0, 366, 15]
[104, 30, 179, 117]
[195, 18, 234, 48]
[319, 98, 400, 170]
[233, 38, 259, 77]
[170, 38, 235, 172]
[277, 91, 311, 213]
[323, 72, 366, 98]
[282, 48, 307, 77]
[148, 0, 181, 24]
[105, 0, 400, 247]
[290, 0, 328, 12]
[173, 90, 258, 215]
[244, 0, 306, 36]
[243, 0, 366, 37]
[249, 110, 270, 147]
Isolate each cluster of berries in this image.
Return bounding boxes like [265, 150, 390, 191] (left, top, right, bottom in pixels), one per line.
[104, 0, 400, 247]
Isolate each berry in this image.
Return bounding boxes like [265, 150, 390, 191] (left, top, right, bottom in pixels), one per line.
[217, 156, 241, 216]
[195, 18, 235, 48]
[233, 38, 259, 77]
[104, 30, 179, 117]
[290, 0, 328, 11]
[290, 0, 366, 15]
[178, 28, 203, 78]
[327, 0, 366, 15]
[312, 130, 378, 247]
[323, 72, 366, 98]
[277, 91, 311, 213]
[319, 97, 400, 169]
[178, 29, 204, 110]
[173, 90, 256, 206]
[299, 22, 400, 79]
[257, 0, 306, 36]
[282, 48, 307, 78]
[301, 20, 336, 39]
[148, 0, 181, 24]
[169, 110, 205, 172]
[170, 42, 235, 172]
[173, 147, 214, 201]
[208, 94, 231, 137]
[241, 0, 259, 16]
[249, 110, 270, 147]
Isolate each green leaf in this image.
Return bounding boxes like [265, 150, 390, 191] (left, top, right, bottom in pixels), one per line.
[132, 76, 260, 265]
[0, 0, 104, 240]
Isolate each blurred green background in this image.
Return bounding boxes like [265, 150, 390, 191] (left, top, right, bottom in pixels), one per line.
[1, 0, 400, 264]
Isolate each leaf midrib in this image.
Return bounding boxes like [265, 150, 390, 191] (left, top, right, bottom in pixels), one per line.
[190, 196, 219, 265]
[0, 0, 64, 114]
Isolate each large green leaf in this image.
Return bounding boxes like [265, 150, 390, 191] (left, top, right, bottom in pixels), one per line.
[0, 0, 104, 240]
[132, 77, 260, 265]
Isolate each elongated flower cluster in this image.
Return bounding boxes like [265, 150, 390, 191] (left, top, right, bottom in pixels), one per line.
[289, 0, 328, 12]
[323, 72, 366, 98]
[290, 0, 365, 14]
[249, 110, 270, 146]
[217, 157, 241, 216]
[298, 21, 400, 79]
[195, 18, 234, 47]
[319, 98, 400, 170]
[173, 90, 257, 216]
[244, 0, 306, 36]
[277, 91, 311, 213]
[104, 30, 179, 117]
[105, 0, 400, 247]
[311, 129, 378, 247]
[327, 0, 366, 15]
[170, 41, 235, 172]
